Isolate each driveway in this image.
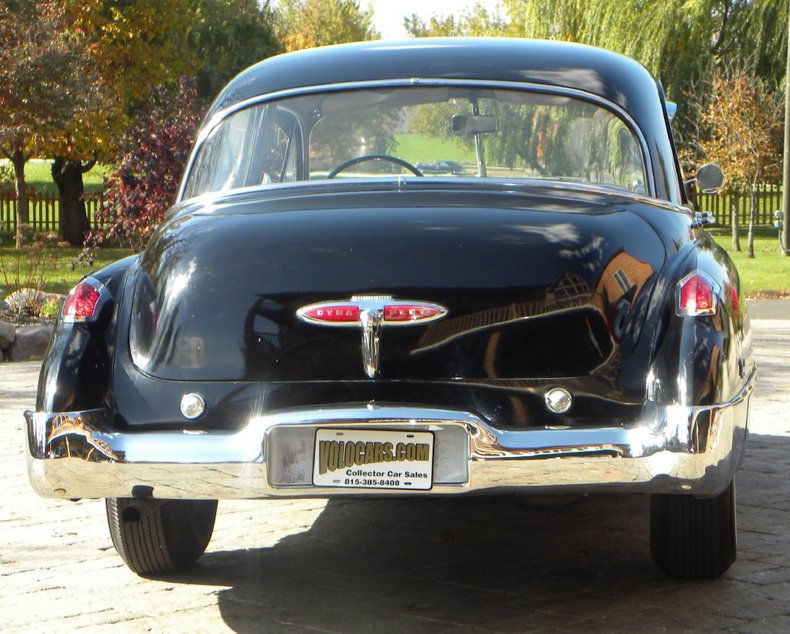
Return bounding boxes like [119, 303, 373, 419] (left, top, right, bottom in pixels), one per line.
[1, 311, 788, 631]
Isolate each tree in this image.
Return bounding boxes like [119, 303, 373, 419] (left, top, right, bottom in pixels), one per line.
[699, 67, 783, 257]
[65, 0, 195, 111]
[276, 0, 377, 51]
[43, 28, 117, 247]
[44, 0, 198, 246]
[738, 0, 789, 91]
[0, 1, 199, 247]
[188, 0, 280, 104]
[405, 3, 506, 37]
[0, 0, 41, 247]
[84, 81, 201, 254]
[0, 1, 111, 247]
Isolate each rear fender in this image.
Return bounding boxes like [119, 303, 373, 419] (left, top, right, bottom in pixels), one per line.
[36, 255, 138, 412]
[647, 235, 752, 408]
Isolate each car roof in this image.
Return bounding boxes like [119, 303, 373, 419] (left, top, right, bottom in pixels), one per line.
[208, 38, 659, 120]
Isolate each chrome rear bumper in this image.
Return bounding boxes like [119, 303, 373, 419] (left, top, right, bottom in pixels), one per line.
[25, 373, 753, 500]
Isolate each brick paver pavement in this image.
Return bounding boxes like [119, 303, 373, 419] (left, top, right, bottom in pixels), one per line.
[1, 317, 788, 632]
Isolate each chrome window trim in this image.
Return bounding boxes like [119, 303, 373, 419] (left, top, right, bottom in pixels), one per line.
[177, 78, 656, 202]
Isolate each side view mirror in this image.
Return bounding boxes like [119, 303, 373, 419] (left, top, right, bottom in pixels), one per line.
[665, 101, 677, 122]
[685, 163, 724, 194]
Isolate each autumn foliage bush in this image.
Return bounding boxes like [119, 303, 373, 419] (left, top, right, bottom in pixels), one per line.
[82, 80, 200, 257]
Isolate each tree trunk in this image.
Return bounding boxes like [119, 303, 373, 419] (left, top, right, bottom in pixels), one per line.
[747, 184, 756, 258]
[10, 146, 29, 249]
[731, 193, 741, 252]
[52, 157, 92, 246]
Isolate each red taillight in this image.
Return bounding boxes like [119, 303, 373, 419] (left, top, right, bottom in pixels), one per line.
[676, 271, 717, 317]
[728, 283, 740, 314]
[62, 278, 105, 323]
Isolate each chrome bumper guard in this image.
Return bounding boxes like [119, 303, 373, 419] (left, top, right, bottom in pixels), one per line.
[25, 373, 753, 500]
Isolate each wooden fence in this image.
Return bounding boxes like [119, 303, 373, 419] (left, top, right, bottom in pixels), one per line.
[0, 184, 783, 235]
[0, 189, 104, 234]
[696, 183, 782, 226]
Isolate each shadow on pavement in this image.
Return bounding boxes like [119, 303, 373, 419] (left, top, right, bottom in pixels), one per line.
[165, 432, 790, 632]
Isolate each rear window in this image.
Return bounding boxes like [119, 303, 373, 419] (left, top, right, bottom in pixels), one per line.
[182, 85, 647, 198]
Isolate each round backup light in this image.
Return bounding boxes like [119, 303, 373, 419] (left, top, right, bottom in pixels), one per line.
[545, 387, 573, 414]
[180, 393, 206, 420]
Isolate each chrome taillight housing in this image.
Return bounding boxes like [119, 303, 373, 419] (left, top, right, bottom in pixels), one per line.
[675, 271, 718, 317]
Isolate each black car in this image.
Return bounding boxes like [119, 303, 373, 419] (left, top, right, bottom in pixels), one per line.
[26, 38, 754, 581]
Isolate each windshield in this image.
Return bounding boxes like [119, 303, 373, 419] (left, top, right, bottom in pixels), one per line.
[182, 85, 647, 199]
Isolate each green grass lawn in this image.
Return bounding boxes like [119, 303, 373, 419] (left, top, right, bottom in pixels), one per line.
[708, 226, 790, 296]
[394, 134, 471, 164]
[0, 245, 133, 297]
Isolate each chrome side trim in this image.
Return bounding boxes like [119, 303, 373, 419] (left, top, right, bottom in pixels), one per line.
[25, 370, 753, 501]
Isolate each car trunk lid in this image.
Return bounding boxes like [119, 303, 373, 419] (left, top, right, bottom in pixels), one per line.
[129, 187, 671, 383]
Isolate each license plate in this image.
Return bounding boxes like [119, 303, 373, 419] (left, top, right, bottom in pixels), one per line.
[312, 429, 434, 490]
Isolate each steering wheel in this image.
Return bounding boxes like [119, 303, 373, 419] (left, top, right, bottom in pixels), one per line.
[327, 154, 424, 178]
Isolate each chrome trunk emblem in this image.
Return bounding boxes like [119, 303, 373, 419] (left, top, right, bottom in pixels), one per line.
[296, 296, 447, 378]
[359, 307, 383, 379]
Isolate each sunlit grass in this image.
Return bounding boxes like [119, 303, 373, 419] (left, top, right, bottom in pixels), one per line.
[394, 134, 471, 164]
[0, 245, 134, 297]
[708, 226, 790, 296]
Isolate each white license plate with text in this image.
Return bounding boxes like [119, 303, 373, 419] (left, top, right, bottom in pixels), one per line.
[312, 429, 434, 490]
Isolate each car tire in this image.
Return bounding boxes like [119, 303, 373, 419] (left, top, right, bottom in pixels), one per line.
[650, 480, 736, 580]
[106, 498, 218, 576]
